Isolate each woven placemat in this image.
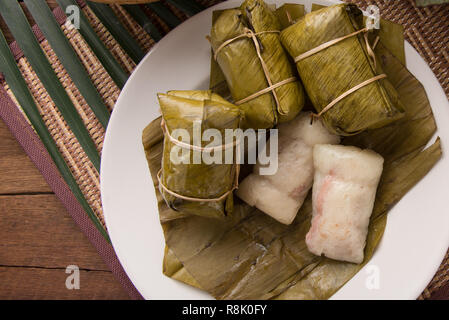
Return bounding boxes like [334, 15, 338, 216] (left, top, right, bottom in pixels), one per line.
[0, 0, 447, 299]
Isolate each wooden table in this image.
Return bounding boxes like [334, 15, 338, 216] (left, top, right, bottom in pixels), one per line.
[0, 118, 130, 299]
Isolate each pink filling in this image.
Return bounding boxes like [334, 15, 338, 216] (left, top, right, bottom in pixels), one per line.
[306, 172, 334, 244]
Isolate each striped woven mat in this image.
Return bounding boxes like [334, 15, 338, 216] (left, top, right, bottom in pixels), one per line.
[0, 0, 447, 300]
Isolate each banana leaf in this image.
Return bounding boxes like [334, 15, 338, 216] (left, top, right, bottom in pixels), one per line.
[210, 3, 405, 110]
[143, 5, 442, 299]
[209, 0, 305, 129]
[280, 4, 405, 136]
[311, 3, 326, 11]
[162, 1, 408, 291]
[275, 3, 305, 29]
[208, 10, 231, 100]
[376, 19, 406, 66]
[153, 90, 242, 219]
[311, 3, 406, 66]
[163, 246, 201, 288]
[143, 44, 441, 299]
[56, 0, 129, 89]
[209, 3, 305, 101]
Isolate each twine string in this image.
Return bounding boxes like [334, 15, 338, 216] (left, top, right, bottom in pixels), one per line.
[294, 27, 385, 121]
[161, 119, 237, 152]
[294, 27, 373, 63]
[213, 28, 297, 116]
[310, 74, 387, 121]
[235, 77, 297, 105]
[158, 119, 240, 203]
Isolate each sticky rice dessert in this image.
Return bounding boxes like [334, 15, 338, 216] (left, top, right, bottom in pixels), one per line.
[306, 144, 384, 264]
[236, 113, 340, 225]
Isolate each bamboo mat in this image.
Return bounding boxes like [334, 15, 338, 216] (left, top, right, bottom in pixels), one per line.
[0, 0, 447, 300]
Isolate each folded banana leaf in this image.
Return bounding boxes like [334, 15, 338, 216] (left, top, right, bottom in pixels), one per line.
[210, 3, 306, 100]
[376, 19, 406, 65]
[159, 2, 420, 292]
[311, 3, 406, 66]
[311, 3, 326, 11]
[273, 41, 441, 297]
[143, 5, 442, 299]
[280, 4, 405, 136]
[163, 246, 201, 288]
[209, 0, 305, 129]
[152, 90, 242, 219]
[210, 4, 406, 107]
[275, 3, 305, 29]
[209, 10, 232, 101]
[143, 45, 441, 298]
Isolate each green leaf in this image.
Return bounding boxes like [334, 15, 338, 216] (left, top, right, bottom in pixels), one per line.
[56, 0, 128, 89]
[146, 2, 181, 29]
[0, 0, 101, 171]
[86, 1, 145, 63]
[123, 5, 162, 42]
[167, 0, 203, 16]
[0, 29, 110, 242]
[275, 3, 305, 29]
[25, 0, 110, 128]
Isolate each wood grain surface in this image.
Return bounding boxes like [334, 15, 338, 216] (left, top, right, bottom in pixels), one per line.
[0, 118, 130, 299]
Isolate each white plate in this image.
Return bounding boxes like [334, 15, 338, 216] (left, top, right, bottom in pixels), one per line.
[101, 0, 449, 300]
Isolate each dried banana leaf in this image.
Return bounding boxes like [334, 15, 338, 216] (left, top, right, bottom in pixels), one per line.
[311, 3, 406, 66]
[209, 10, 232, 100]
[280, 4, 405, 136]
[274, 141, 441, 299]
[143, 7, 442, 300]
[376, 19, 406, 65]
[273, 41, 441, 299]
[155, 90, 242, 219]
[164, 6, 407, 283]
[312, 3, 407, 67]
[210, 3, 305, 100]
[311, 3, 326, 11]
[163, 246, 201, 288]
[161, 3, 407, 292]
[164, 2, 405, 289]
[143, 42, 441, 298]
[209, 0, 305, 129]
[275, 3, 305, 29]
[210, 3, 405, 111]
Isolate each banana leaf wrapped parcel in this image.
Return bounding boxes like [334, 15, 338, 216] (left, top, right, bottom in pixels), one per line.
[280, 4, 405, 136]
[143, 44, 442, 299]
[209, 0, 305, 129]
[156, 90, 242, 219]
